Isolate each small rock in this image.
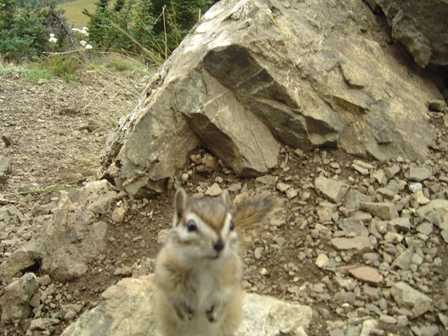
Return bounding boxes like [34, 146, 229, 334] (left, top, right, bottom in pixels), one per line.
[344, 190, 371, 211]
[416, 221, 433, 235]
[409, 182, 423, 193]
[408, 166, 432, 182]
[315, 254, 329, 268]
[391, 281, 432, 317]
[276, 182, 290, 193]
[380, 315, 397, 324]
[254, 247, 263, 260]
[1, 135, 12, 147]
[411, 324, 440, 336]
[360, 319, 379, 336]
[317, 202, 338, 223]
[352, 161, 370, 175]
[38, 275, 52, 286]
[392, 249, 413, 270]
[373, 169, 387, 185]
[294, 148, 305, 157]
[205, 183, 222, 196]
[202, 154, 218, 171]
[315, 176, 349, 203]
[389, 217, 411, 232]
[29, 318, 59, 331]
[360, 202, 398, 220]
[331, 237, 372, 250]
[337, 218, 369, 237]
[256, 175, 277, 186]
[385, 165, 400, 179]
[349, 266, 383, 284]
[111, 202, 127, 223]
[286, 188, 299, 200]
[0, 250, 40, 282]
[0, 156, 11, 183]
[445, 279, 448, 301]
[114, 266, 133, 277]
[0, 273, 39, 321]
[441, 230, 448, 243]
[439, 313, 448, 330]
[363, 253, 380, 265]
[414, 190, 430, 205]
[427, 99, 446, 112]
[259, 268, 269, 276]
[228, 183, 242, 192]
[411, 253, 423, 265]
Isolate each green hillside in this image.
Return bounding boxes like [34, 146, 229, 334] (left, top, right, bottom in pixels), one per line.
[59, 0, 96, 26]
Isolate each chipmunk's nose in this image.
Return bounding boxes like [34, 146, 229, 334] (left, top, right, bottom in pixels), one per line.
[213, 239, 224, 253]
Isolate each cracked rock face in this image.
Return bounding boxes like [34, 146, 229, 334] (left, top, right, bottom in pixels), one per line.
[100, 0, 441, 196]
[371, 0, 448, 68]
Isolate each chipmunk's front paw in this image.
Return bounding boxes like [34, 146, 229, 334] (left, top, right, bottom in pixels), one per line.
[206, 302, 224, 323]
[173, 301, 195, 321]
[206, 305, 217, 323]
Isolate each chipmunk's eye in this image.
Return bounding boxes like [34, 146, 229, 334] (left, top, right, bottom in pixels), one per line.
[186, 219, 197, 232]
[229, 220, 235, 231]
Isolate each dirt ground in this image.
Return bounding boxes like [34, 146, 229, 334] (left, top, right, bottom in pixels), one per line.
[1, 63, 448, 336]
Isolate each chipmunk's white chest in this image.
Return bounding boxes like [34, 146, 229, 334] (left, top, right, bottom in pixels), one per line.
[190, 263, 220, 309]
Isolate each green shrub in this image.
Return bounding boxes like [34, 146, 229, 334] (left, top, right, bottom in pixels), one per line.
[85, 0, 219, 64]
[43, 55, 82, 81]
[0, 0, 72, 62]
[0, 2, 48, 61]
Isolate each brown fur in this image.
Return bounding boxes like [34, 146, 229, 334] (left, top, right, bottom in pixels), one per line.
[233, 192, 278, 228]
[186, 197, 230, 233]
[154, 188, 276, 336]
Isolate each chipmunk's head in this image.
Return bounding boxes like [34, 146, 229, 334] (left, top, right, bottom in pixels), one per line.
[171, 188, 238, 260]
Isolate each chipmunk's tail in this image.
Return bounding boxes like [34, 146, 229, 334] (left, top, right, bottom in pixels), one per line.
[233, 192, 280, 228]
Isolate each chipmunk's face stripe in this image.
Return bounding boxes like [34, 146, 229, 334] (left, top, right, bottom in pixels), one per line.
[183, 212, 219, 241]
[221, 213, 233, 237]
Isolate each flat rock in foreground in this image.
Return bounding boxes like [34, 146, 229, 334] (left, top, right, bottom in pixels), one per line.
[62, 276, 313, 336]
[101, 0, 441, 196]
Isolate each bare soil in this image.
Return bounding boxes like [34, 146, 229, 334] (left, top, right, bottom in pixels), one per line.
[1, 65, 447, 336]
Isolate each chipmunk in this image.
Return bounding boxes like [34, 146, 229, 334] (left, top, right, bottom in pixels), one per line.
[153, 187, 276, 336]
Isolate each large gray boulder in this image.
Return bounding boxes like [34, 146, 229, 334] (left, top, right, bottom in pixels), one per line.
[370, 0, 448, 68]
[61, 275, 313, 336]
[100, 0, 441, 196]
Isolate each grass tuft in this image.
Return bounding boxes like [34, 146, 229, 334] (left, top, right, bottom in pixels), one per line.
[0, 63, 53, 82]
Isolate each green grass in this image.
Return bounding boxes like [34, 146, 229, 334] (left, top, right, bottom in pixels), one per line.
[97, 53, 148, 74]
[0, 63, 53, 82]
[59, 0, 96, 26]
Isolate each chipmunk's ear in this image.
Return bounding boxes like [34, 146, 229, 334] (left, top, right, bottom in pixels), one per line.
[221, 189, 232, 209]
[174, 187, 188, 220]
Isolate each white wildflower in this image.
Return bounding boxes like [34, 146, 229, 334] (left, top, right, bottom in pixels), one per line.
[85, 44, 93, 50]
[80, 40, 87, 47]
[49, 36, 58, 43]
[73, 27, 89, 36]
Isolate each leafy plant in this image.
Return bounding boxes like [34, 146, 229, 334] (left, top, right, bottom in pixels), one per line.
[43, 54, 82, 81]
[0, 0, 72, 62]
[85, 0, 218, 64]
